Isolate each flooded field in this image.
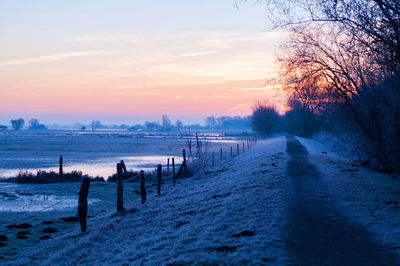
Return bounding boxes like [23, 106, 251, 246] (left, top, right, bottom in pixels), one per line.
[0, 129, 248, 215]
[0, 129, 253, 262]
[0, 129, 248, 214]
[0, 130, 242, 179]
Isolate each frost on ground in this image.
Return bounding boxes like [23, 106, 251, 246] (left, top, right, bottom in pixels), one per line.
[18, 136, 290, 265]
[4, 134, 400, 264]
[297, 136, 400, 256]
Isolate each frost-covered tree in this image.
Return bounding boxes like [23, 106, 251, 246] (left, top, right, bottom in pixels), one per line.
[91, 121, 107, 131]
[10, 118, 24, 130]
[144, 121, 161, 131]
[175, 120, 183, 131]
[28, 119, 47, 130]
[162, 115, 172, 129]
[205, 116, 216, 129]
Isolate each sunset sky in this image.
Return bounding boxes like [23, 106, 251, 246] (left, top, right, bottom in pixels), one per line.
[0, 0, 283, 125]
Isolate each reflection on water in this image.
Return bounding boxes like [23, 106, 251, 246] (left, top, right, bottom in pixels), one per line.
[206, 139, 239, 143]
[0, 155, 182, 179]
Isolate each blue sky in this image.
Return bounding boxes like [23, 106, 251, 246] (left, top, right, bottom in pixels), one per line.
[0, 0, 283, 125]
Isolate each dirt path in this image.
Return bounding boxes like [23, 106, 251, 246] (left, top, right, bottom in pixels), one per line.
[285, 136, 399, 265]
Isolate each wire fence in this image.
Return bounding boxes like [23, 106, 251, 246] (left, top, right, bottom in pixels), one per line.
[0, 135, 257, 236]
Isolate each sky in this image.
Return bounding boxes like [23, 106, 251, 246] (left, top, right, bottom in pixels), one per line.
[0, 0, 284, 125]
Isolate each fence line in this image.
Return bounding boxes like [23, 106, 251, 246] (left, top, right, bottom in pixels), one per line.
[0, 133, 258, 235]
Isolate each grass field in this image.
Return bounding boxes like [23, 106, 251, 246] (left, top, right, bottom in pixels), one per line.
[0, 129, 254, 262]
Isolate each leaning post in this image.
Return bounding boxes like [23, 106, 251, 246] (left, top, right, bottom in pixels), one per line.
[120, 160, 127, 179]
[78, 177, 90, 232]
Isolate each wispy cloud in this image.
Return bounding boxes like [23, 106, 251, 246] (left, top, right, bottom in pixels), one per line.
[178, 50, 220, 57]
[0, 50, 118, 66]
[235, 87, 268, 92]
[229, 102, 252, 110]
[170, 95, 184, 101]
[71, 32, 281, 48]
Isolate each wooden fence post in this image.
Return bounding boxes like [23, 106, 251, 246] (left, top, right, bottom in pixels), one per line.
[212, 152, 215, 167]
[220, 148, 223, 161]
[247, 139, 250, 150]
[231, 146, 233, 157]
[78, 177, 90, 232]
[117, 163, 124, 212]
[176, 162, 184, 178]
[140, 170, 146, 204]
[167, 158, 170, 173]
[120, 160, 127, 179]
[157, 164, 162, 195]
[183, 149, 187, 177]
[237, 143, 240, 155]
[59, 155, 63, 181]
[195, 132, 200, 158]
[172, 158, 176, 184]
[242, 142, 245, 153]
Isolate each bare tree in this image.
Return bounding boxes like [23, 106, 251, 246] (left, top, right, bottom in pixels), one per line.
[254, 0, 400, 76]
[255, 0, 400, 172]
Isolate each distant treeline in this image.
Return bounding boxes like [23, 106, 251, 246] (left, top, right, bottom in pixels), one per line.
[113, 115, 251, 131]
[1, 115, 251, 131]
[0, 118, 48, 131]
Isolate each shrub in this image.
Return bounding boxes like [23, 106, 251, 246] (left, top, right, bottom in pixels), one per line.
[351, 79, 400, 173]
[6, 170, 105, 184]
